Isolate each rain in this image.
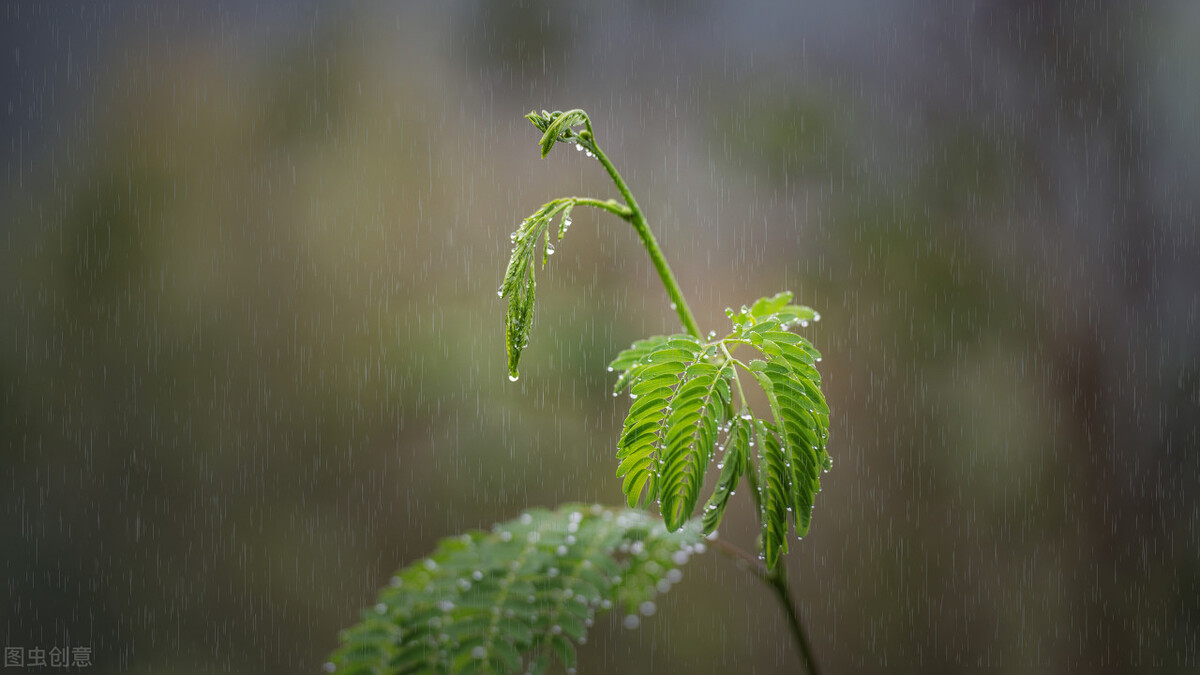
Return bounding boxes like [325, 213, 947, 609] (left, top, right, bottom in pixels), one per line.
[2, 1, 1198, 673]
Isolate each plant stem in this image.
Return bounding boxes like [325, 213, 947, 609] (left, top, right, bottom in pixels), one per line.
[567, 197, 632, 220]
[585, 129, 702, 339]
[586, 121, 819, 675]
[767, 565, 821, 675]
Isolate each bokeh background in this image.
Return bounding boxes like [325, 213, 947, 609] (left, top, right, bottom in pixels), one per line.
[3, 1, 1198, 673]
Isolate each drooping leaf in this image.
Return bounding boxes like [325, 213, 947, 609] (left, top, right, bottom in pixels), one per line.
[755, 418, 792, 571]
[701, 414, 750, 535]
[328, 505, 704, 675]
[499, 200, 578, 380]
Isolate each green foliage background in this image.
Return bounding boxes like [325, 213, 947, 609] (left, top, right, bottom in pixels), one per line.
[3, 2, 1198, 674]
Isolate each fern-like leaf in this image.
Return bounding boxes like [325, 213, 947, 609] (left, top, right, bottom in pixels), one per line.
[328, 504, 704, 675]
[754, 418, 792, 570]
[613, 336, 704, 512]
[608, 291, 831, 561]
[701, 415, 750, 535]
[499, 200, 580, 380]
[659, 361, 733, 530]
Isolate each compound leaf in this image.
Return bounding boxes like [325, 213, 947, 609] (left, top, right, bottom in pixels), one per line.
[328, 505, 704, 675]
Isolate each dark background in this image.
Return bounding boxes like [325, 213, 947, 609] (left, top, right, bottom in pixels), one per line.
[3, 1, 1198, 673]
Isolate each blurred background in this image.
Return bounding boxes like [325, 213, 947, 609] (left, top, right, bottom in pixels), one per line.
[3, 1, 1198, 673]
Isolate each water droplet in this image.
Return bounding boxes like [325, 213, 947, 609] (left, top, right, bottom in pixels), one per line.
[669, 301, 677, 310]
[508, 374, 520, 382]
[472, 646, 487, 659]
[606, 366, 614, 372]
[323, 663, 337, 673]
[439, 600, 455, 612]
[639, 601, 657, 616]
[375, 603, 387, 614]
[623, 615, 640, 629]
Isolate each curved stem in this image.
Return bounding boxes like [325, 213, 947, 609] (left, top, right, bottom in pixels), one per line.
[568, 196, 632, 220]
[585, 128, 702, 339]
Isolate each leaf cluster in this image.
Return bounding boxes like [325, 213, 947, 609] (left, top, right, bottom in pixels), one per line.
[609, 292, 831, 569]
[328, 504, 703, 675]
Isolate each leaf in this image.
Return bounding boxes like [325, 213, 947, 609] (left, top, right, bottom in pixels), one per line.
[499, 201, 578, 380]
[328, 505, 704, 675]
[755, 420, 791, 571]
[728, 291, 820, 331]
[659, 361, 733, 530]
[526, 109, 590, 158]
[614, 336, 704, 513]
[701, 415, 750, 535]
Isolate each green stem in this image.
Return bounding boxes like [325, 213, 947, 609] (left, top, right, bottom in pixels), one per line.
[584, 127, 702, 339]
[567, 197, 632, 220]
[768, 566, 821, 675]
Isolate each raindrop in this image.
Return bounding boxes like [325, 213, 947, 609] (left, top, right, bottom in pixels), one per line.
[472, 647, 487, 660]
[623, 615, 640, 630]
[639, 601, 657, 616]
[508, 374, 520, 382]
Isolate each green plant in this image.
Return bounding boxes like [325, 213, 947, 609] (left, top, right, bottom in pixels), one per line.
[329, 109, 831, 674]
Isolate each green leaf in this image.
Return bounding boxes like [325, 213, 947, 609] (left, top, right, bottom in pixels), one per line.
[328, 505, 704, 675]
[659, 361, 733, 530]
[755, 420, 791, 571]
[614, 336, 704, 513]
[499, 201, 579, 380]
[702, 415, 750, 535]
[527, 109, 590, 158]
